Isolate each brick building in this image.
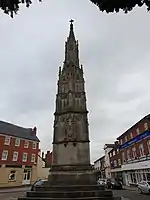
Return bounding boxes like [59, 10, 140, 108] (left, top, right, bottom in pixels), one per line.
[117, 114, 150, 186]
[0, 120, 40, 187]
[108, 142, 122, 180]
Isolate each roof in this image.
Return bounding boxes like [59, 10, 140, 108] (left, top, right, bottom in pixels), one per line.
[104, 144, 115, 150]
[94, 155, 105, 163]
[0, 120, 40, 142]
[117, 114, 150, 140]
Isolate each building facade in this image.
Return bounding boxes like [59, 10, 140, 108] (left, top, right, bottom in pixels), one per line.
[104, 144, 115, 179]
[0, 121, 40, 187]
[108, 143, 122, 181]
[118, 114, 150, 186]
[94, 156, 106, 179]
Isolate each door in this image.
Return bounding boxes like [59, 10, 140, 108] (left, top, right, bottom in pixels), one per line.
[22, 169, 31, 185]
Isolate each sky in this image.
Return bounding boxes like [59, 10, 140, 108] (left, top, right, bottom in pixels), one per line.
[0, 0, 150, 162]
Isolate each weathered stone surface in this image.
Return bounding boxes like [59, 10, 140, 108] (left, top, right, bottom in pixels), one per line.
[17, 20, 121, 200]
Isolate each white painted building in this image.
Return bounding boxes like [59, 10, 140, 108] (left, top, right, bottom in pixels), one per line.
[121, 157, 150, 186]
[104, 144, 115, 179]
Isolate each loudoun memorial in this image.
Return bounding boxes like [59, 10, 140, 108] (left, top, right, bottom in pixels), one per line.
[18, 20, 120, 200]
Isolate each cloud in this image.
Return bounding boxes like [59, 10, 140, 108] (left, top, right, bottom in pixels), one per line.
[0, 0, 150, 162]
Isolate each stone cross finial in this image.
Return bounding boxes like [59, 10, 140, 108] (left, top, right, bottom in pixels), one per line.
[69, 19, 74, 24]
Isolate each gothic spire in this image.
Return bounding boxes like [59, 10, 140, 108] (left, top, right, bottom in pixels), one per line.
[64, 19, 79, 66]
[68, 19, 75, 41]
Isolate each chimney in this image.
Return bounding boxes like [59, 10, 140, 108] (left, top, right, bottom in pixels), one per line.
[32, 126, 37, 135]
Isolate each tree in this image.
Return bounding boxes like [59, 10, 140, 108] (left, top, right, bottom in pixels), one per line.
[0, 0, 150, 18]
[90, 0, 150, 13]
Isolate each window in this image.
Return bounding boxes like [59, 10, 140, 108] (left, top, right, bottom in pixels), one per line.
[22, 153, 27, 162]
[139, 143, 145, 157]
[15, 138, 20, 147]
[118, 159, 121, 166]
[117, 149, 119, 154]
[32, 142, 36, 149]
[130, 132, 133, 139]
[31, 154, 36, 163]
[147, 140, 150, 154]
[1, 150, 8, 160]
[109, 153, 112, 158]
[24, 140, 29, 148]
[136, 128, 140, 135]
[144, 122, 148, 131]
[125, 136, 128, 142]
[122, 152, 125, 163]
[127, 149, 130, 160]
[132, 147, 137, 159]
[114, 160, 117, 167]
[113, 151, 115, 156]
[4, 136, 10, 145]
[120, 139, 123, 145]
[12, 152, 18, 161]
[8, 170, 16, 181]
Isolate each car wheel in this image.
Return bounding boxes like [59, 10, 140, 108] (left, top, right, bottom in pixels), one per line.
[138, 188, 142, 194]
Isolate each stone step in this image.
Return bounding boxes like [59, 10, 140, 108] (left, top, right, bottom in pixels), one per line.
[35, 185, 104, 191]
[27, 190, 113, 198]
[18, 197, 121, 200]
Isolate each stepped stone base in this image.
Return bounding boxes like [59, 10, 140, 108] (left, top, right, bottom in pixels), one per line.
[18, 166, 121, 200]
[18, 184, 121, 200]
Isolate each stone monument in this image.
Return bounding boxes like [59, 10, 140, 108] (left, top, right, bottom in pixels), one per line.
[18, 20, 121, 200]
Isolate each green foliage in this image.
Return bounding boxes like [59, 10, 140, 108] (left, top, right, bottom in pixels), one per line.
[0, 0, 150, 17]
[90, 0, 150, 13]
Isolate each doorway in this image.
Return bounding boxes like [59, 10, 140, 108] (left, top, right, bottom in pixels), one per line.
[22, 169, 31, 185]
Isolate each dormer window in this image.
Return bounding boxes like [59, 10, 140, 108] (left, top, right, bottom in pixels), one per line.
[144, 123, 148, 131]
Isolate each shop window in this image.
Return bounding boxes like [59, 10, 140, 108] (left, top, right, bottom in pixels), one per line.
[15, 138, 20, 147]
[1, 150, 8, 160]
[24, 140, 29, 148]
[130, 172, 137, 184]
[8, 170, 16, 181]
[4, 136, 10, 145]
[139, 143, 145, 157]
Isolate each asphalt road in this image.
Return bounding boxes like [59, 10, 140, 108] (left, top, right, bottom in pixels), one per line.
[0, 188, 150, 200]
[113, 189, 150, 200]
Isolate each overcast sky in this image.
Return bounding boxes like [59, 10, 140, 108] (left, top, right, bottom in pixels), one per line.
[0, 0, 150, 162]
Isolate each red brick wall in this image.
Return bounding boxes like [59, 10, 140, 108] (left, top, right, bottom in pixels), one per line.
[0, 134, 39, 166]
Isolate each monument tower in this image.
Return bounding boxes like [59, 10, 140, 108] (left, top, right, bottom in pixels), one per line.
[18, 20, 120, 200]
[48, 19, 95, 185]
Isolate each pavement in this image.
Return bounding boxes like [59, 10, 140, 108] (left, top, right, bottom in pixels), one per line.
[0, 186, 149, 200]
[0, 186, 31, 194]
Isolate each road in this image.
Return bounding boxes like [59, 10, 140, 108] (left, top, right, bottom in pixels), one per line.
[113, 189, 150, 200]
[0, 188, 150, 200]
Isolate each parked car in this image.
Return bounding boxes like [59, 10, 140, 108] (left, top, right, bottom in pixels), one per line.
[111, 179, 122, 189]
[137, 181, 150, 194]
[31, 179, 47, 191]
[97, 178, 107, 186]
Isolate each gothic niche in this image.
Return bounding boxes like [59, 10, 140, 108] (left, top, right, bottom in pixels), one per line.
[63, 115, 79, 143]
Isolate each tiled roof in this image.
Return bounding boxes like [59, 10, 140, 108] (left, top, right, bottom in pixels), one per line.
[0, 120, 40, 142]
